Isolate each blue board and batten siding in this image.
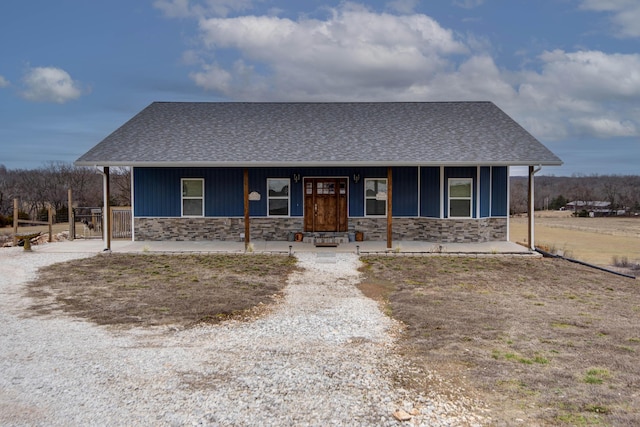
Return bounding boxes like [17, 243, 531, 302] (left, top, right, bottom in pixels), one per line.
[133, 166, 508, 218]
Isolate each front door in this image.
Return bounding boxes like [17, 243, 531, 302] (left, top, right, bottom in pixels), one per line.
[304, 178, 348, 232]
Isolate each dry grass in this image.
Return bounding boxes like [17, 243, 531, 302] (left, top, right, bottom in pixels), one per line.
[360, 256, 640, 426]
[26, 251, 640, 425]
[510, 214, 640, 267]
[28, 253, 298, 327]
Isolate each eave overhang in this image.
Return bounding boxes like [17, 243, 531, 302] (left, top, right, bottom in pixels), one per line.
[75, 159, 563, 168]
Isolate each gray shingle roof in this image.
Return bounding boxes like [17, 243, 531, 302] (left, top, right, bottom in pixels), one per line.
[75, 102, 562, 167]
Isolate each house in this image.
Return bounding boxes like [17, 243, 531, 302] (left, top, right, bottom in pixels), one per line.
[75, 102, 562, 248]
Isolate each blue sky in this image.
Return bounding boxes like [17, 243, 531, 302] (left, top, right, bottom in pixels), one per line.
[1, 0, 638, 176]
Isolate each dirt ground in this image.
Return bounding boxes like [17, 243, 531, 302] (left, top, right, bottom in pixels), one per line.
[26, 252, 640, 425]
[28, 253, 297, 327]
[510, 213, 640, 268]
[360, 256, 640, 426]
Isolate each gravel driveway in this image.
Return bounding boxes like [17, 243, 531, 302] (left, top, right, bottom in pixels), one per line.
[0, 249, 483, 426]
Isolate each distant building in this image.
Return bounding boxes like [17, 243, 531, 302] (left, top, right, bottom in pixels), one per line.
[565, 201, 624, 216]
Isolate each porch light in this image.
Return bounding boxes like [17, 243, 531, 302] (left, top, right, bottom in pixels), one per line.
[353, 173, 360, 183]
[293, 173, 301, 183]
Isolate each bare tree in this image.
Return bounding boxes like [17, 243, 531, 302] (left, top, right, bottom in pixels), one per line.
[509, 178, 528, 214]
[111, 167, 131, 206]
[511, 174, 640, 216]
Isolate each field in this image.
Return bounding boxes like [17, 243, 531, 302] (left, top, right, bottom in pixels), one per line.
[510, 211, 640, 268]
[360, 256, 640, 426]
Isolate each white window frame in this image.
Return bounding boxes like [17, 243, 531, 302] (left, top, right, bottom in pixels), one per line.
[267, 178, 290, 217]
[181, 178, 204, 217]
[364, 178, 388, 217]
[448, 178, 473, 218]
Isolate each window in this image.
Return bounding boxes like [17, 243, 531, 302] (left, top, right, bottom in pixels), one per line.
[182, 178, 204, 217]
[365, 178, 387, 216]
[448, 178, 472, 218]
[268, 178, 290, 216]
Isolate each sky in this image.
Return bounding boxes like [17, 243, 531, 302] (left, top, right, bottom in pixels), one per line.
[0, 0, 639, 176]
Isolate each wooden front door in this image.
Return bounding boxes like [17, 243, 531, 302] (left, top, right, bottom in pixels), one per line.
[304, 178, 348, 232]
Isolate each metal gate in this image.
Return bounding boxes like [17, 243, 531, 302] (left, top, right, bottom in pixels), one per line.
[72, 206, 131, 240]
[73, 207, 103, 239]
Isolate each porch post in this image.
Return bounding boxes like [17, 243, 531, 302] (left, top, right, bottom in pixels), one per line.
[244, 168, 250, 250]
[387, 167, 393, 249]
[528, 165, 535, 250]
[68, 188, 74, 241]
[13, 198, 18, 245]
[103, 166, 111, 251]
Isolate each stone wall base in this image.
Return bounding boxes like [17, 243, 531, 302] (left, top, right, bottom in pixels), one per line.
[135, 217, 507, 243]
[135, 217, 304, 241]
[351, 217, 507, 243]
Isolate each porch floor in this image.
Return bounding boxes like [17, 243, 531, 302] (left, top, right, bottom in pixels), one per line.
[28, 239, 535, 256]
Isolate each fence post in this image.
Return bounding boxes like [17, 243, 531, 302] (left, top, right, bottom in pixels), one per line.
[68, 188, 74, 241]
[48, 206, 53, 243]
[13, 198, 18, 245]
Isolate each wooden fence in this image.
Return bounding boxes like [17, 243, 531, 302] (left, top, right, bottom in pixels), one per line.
[13, 198, 53, 244]
[111, 207, 132, 239]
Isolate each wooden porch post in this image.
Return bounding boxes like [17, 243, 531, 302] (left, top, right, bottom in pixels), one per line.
[244, 168, 250, 250]
[387, 167, 393, 249]
[103, 166, 111, 251]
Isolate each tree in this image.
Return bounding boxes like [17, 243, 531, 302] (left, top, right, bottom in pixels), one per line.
[510, 178, 528, 214]
[549, 195, 568, 210]
[110, 167, 131, 206]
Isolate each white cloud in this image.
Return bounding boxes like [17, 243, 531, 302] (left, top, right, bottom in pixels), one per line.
[154, 0, 191, 17]
[190, 63, 232, 92]
[193, 4, 467, 99]
[570, 117, 637, 137]
[154, 0, 253, 18]
[163, 3, 640, 141]
[509, 49, 640, 139]
[533, 50, 640, 101]
[580, 0, 640, 38]
[0, 75, 9, 88]
[21, 66, 83, 103]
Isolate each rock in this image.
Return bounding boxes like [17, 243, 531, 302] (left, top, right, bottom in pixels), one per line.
[393, 409, 412, 422]
[409, 408, 420, 416]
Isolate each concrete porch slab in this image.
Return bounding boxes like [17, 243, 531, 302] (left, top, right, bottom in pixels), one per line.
[26, 239, 534, 256]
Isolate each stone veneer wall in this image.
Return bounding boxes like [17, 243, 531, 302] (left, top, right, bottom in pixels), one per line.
[135, 216, 507, 243]
[350, 217, 507, 243]
[135, 217, 304, 241]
